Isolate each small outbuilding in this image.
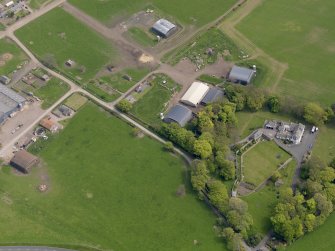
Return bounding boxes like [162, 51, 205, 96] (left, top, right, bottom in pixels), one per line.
[10, 150, 39, 173]
[180, 81, 209, 107]
[152, 19, 176, 38]
[228, 65, 255, 85]
[201, 88, 224, 105]
[163, 104, 193, 127]
[0, 75, 11, 85]
[58, 104, 73, 116]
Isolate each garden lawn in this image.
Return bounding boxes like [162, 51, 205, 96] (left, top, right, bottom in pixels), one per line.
[34, 78, 70, 109]
[244, 160, 296, 235]
[64, 93, 88, 111]
[236, 0, 335, 105]
[68, 0, 236, 27]
[243, 140, 291, 186]
[127, 27, 156, 47]
[131, 74, 180, 127]
[0, 103, 226, 251]
[15, 8, 116, 83]
[0, 38, 28, 76]
[100, 67, 150, 93]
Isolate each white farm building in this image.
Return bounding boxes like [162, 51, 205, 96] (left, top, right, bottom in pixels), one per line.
[180, 82, 209, 107]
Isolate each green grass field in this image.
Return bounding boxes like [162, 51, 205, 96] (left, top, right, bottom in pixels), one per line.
[130, 74, 180, 127]
[243, 140, 291, 186]
[197, 74, 224, 85]
[287, 212, 335, 251]
[64, 93, 88, 111]
[15, 8, 116, 83]
[0, 103, 226, 251]
[68, 0, 236, 27]
[34, 78, 70, 109]
[236, 0, 335, 105]
[0, 38, 28, 76]
[165, 28, 241, 66]
[28, 0, 52, 9]
[127, 27, 157, 47]
[100, 67, 150, 93]
[244, 160, 296, 235]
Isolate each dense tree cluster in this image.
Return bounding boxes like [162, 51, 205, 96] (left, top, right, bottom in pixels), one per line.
[225, 85, 334, 127]
[271, 157, 335, 243]
[116, 99, 133, 113]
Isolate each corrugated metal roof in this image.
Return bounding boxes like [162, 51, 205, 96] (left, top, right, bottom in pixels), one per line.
[181, 81, 209, 107]
[0, 84, 25, 104]
[229, 66, 255, 83]
[164, 104, 192, 127]
[0, 84, 25, 120]
[152, 19, 176, 36]
[201, 88, 224, 105]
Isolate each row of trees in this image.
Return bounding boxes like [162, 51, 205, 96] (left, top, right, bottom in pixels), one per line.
[160, 101, 236, 180]
[271, 157, 335, 243]
[190, 165, 256, 251]
[225, 85, 335, 126]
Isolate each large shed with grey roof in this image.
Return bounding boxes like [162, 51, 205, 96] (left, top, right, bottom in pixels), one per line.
[0, 83, 26, 124]
[201, 88, 224, 105]
[152, 19, 177, 38]
[228, 65, 255, 85]
[163, 104, 193, 127]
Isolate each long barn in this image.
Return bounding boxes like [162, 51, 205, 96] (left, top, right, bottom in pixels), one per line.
[0, 84, 26, 124]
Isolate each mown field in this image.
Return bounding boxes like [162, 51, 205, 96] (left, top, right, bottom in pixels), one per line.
[68, 0, 236, 27]
[243, 140, 291, 186]
[0, 38, 28, 76]
[236, 0, 335, 105]
[244, 160, 296, 235]
[15, 8, 116, 82]
[0, 103, 225, 251]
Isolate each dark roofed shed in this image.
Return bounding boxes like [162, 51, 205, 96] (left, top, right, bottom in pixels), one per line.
[201, 88, 224, 105]
[10, 150, 39, 173]
[228, 66, 255, 85]
[164, 104, 192, 127]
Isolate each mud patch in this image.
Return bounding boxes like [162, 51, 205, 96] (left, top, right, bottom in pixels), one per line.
[139, 53, 154, 63]
[1, 52, 13, 61]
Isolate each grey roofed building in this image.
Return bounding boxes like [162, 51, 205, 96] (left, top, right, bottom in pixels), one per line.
[163, 104, 193, 127]
[228, 65, 255, 85]
[201, 88, 224, 105]
[0, 84, 26, 124]
[152, 18, 176, 38]
[0, 75, 11, 85]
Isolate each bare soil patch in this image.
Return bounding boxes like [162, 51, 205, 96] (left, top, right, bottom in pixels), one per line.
[1, 52, 13, 61]
[139, 53, 154, 63]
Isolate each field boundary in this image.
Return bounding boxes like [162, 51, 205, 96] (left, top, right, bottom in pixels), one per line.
[218, 0, 288, 91]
